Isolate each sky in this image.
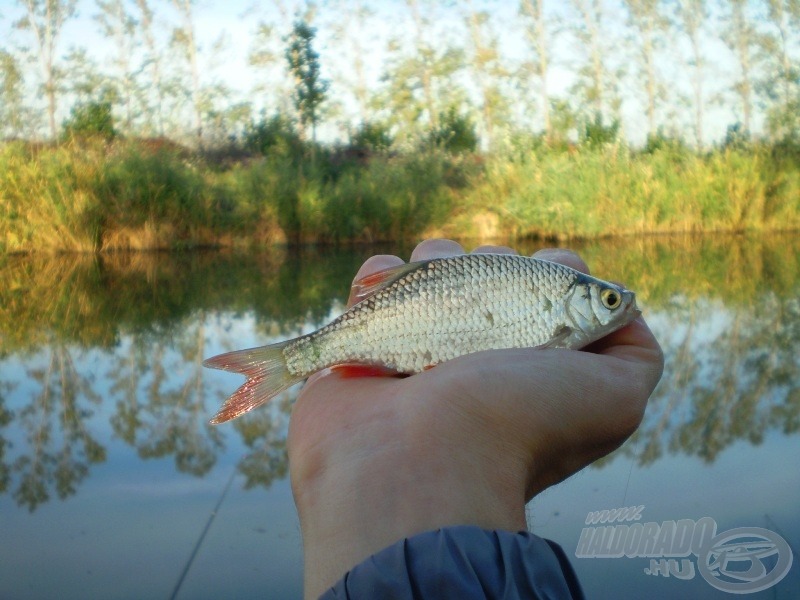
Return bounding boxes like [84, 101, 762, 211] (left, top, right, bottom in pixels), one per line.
[0, 0, 779, 145]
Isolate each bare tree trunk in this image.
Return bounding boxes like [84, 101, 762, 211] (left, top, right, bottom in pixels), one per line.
[520, 0, 551, 140]
[725, 0, 753, 133]
[677, 0, 707, 148]
[407, 0, 437, 129]
[136, 0, 165, 136]
[172, 0, 203, 145]
[645, 30, 656, 135]
[761, 0, 798, 139]
[572, 0, 606, 117]
[690, 28, 704, 147]
[626, 0, 669, 138]
[465, 0, 494, 147]
[350, 1, 371, 124]
[96, 0, 136, 132]
[535, 0, 550, 140]
[20, 0, 76, 139]
[43, 1, 57, 138]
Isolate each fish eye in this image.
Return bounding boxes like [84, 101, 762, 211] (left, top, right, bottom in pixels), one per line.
[601, 288, 622, 309]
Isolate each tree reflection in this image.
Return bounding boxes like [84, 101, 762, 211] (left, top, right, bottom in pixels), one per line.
[1, 235, 798, 508]
[619, 291, 800, 466]
[0, 384, 13, 494]
[108, 316, 223, 477]
[10, 343, 106, 511]
[233, 396, 293, 489]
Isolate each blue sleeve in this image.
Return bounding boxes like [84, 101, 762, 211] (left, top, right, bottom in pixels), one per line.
[320, 525, 585, 599]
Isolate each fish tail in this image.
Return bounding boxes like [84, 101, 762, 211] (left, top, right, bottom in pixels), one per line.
[203, 340, 301, 424]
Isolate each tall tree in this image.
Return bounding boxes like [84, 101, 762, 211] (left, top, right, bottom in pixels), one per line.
[760, 0, 800, 140]
[249, 21, 282, 113]
[463, 1, 509, 149]
[62, 47, 108, 103]
[0, 49, 26, 138]
[170, 0, 203, 144]
[249, 9, 298, 119]
[15, 0, 78, 139]
[519, 0, 552, 140]
[246, 0, 305, 117]
[409, 0, 437, 130]
[134, 0, 165, 136]
[379, 0, 464, 142]
[61, 47, 117, 139]
[327, 0, 374, 128]
[721, 0, 758, 135]
[625, 0, 669, 138]
[569, 0, 622, 124]
[285, 18, 328, 142]
[675, 0, 708, 147]
[95, 0, 138, 133]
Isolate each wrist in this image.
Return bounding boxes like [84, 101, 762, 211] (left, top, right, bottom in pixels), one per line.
[291, 425, 528, 598]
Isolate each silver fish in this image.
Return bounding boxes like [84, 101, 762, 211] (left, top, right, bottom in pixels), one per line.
[204, 253, 640, 423]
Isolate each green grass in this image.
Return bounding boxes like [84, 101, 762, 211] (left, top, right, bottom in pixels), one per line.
[0, 137, 798, 252]
[458, 144, 800, 239]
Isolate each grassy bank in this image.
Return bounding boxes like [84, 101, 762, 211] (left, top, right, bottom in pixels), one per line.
[455, 142, 800, 239]
[1, 137, 798, 252]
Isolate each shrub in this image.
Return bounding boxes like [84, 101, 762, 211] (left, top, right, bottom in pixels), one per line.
[62, 101, 116, 141]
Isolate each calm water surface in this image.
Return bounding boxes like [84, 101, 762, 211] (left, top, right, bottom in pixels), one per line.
[1, 235, 798, 599]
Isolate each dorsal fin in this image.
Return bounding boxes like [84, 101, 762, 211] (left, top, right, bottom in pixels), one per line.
[349, 261, 425, 305]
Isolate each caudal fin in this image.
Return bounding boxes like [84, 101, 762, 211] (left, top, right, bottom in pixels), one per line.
[203, 341, 301, 424]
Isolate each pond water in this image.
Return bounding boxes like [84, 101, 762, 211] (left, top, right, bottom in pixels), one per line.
[1, 235, 798, 599]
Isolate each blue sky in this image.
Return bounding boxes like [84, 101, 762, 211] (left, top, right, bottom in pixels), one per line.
[0, 0, 780, 145]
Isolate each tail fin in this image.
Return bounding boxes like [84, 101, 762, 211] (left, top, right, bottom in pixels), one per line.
[203, 340, 302, 424]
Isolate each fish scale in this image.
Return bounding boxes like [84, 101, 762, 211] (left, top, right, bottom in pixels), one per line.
[204, 253, 640, 423]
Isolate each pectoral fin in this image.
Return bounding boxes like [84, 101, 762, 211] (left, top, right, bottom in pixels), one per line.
[538, 326, 573, 349]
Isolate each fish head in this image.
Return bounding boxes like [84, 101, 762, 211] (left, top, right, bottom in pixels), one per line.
[562, 275, 640, 348]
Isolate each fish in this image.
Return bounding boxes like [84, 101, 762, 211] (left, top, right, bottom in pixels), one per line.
[203, 253, 640, 423]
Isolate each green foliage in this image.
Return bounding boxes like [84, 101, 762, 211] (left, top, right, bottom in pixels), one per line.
[0, 49, 25, 137]
[0, 139, 257, 252]
[243, 114, 302, 157]
[0, 137, 799, 253]
[722, 122, 751, 150]
[643, 129, 689, 155]
[460, 143, 800, 239]
[285, 19, 328, 140]
[62, 101, 116, 140]
[427, 107, 478, 154]
[350, 121, 393, 151]
[581, 112, 620, 147]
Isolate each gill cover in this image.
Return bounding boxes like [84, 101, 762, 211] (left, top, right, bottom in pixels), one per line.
[565, 275, 637, 347]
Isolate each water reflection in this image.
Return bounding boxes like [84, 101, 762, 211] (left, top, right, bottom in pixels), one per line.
[625, 292, 800, 466]
[9, 342, 106, 511]
[0, 235, 798, 511]
[107, 317, 224, 477]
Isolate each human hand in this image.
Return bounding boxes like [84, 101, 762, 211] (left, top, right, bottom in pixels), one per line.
[287, 239, 664, 599]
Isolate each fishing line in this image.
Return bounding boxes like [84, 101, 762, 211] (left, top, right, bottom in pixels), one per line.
[621, 456, 635, 506]
[170, 467, 237, 600]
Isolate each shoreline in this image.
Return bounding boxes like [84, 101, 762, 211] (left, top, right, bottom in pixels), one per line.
[4, 227, 799, 256]
[3, 139, 799, 254]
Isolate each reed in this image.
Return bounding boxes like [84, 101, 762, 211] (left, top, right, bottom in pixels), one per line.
[0, 138, 798, 253]
[465, 144, 800, 240]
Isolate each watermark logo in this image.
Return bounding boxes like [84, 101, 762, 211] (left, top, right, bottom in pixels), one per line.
[575, 506, 794, 594]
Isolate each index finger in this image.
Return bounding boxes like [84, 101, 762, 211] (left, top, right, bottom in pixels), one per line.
[533, 248, 590, 275]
